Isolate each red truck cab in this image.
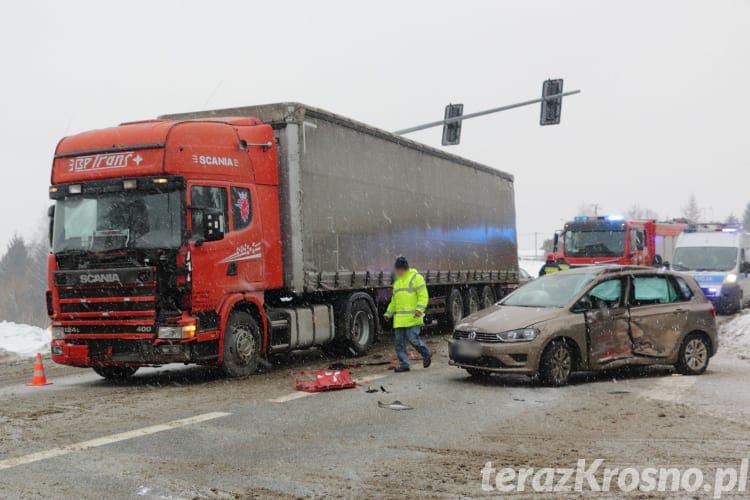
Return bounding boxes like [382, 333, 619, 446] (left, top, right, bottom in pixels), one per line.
[48, 117, 283, 377]
[554, 216, 686, 267]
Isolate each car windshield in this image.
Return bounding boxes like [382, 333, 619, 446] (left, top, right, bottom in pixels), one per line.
[564, 229, 626, 257]
[52, 190, 182, 253]
[672, 246, 738, 272]
[500, 272, 596, 308]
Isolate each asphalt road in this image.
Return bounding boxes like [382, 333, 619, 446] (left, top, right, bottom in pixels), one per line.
[1, 329, 750, 499]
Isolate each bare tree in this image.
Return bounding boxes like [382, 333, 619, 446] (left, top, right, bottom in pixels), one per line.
[681, 193, 702, 223]
[626, 204, 659, 221]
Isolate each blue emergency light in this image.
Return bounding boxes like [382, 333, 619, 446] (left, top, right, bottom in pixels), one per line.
[606, 215, 625, 221]
[574, 216, 589, 222]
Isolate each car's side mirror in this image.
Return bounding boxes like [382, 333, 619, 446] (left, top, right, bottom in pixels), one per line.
[741, 262, 750, 274]
[203, 212, 225, 242]
[572, 296, 593, 313]
[662, 261, 671, 269]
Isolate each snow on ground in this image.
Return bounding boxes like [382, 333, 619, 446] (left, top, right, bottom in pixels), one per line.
[0, 321, 50, 357]
[719, 313, 750, 360]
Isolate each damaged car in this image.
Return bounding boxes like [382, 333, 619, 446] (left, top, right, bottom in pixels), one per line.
[449, 266, 718, 386]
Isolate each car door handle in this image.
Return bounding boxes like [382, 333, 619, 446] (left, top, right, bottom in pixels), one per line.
[673, 308, 687, 314]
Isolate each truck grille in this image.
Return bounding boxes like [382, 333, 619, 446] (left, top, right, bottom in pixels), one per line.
[54, 267, 157, 321]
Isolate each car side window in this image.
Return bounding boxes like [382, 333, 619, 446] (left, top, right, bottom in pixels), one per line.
[231, 187, 253, 231]
[190, 186, 227, 239]
[588, 279, 623, 308]
[673, 277, 694, 301]
[632, 276, 679, 306]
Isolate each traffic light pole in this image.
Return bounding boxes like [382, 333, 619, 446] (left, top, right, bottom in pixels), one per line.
[393, 90, 581, 136]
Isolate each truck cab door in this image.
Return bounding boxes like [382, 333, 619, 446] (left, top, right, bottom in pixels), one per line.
[628, 275, 688, 357]
[225, 185, 264, 284]
[583, 278, 632, 365]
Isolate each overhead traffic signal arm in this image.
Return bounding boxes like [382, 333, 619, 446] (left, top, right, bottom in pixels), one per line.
[393, 80, 580, 144]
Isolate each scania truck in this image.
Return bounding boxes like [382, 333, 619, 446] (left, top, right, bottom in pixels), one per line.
[47, 103, 519, 378]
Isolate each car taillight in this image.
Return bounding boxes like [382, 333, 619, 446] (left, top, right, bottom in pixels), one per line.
[710, 304, 716, 318]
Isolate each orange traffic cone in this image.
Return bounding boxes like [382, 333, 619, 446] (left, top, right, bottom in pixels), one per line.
[26, 353, 53, 386]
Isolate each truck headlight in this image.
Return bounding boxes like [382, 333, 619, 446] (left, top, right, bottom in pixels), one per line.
[51, 326, 65, 340]
[724, 273, 738, 284]
[158, 324, 197, 340]
[496, 328, 538, 342]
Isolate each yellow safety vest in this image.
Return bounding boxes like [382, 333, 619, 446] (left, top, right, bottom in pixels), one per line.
[385, 269, 429, 328]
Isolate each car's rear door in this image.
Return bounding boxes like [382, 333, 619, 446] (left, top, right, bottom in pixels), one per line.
[628, 274, 689, 357]
[585, 277, 633, 365]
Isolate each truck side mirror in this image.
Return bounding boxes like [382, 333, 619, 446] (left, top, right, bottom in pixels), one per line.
[203, 212, 225, 242]
[653, 254, 663, 266]
[47, 205, 55, 248]
[553, 232, 560, 253]
[742, 262, 750, 274]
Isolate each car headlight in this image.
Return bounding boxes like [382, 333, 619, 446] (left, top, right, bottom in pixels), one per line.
[724, 273, 738, 284]
[51, 326, 65, 340]
[496, 328, 538, 342]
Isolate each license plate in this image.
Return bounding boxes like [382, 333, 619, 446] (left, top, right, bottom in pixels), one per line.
[455, 340, 482, 358]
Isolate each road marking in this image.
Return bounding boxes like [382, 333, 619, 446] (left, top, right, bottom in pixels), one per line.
[640, 374, 698, 403]
[0, 411, 231, 471]
[268, 374, 388, 403]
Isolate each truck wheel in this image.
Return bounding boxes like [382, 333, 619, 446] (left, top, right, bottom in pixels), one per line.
[446, 288, 464, 329]
[675, 333, 710, 375]
[92, 366, 138, 380]
[222, 311, 261, 377]
[464, 288, 481, 315]
[328, 293, 377, 357]
[481, 286, 496, 309]
[539, 340, 573, 387]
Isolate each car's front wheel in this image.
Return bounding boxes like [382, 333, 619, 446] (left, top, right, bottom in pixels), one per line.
[539, 340, 573, 387]
[675, 333, 710, 375]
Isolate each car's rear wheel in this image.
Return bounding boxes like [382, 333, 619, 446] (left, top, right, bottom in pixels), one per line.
[93, 366, 138, 380]
[465, 368, 492, 379]
[539, 340, 573, 387]
[675, 333, 710, 375]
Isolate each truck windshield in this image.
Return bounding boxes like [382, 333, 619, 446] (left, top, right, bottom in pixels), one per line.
[500, 272, 596, 308]
[564, 229, 626, 257]
[672, 247, 738, 272]
[52, 190, 182, 253]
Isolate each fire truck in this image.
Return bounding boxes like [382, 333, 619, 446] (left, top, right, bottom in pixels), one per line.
[46, 103, 519, 378]
[553, 215, 686, 267]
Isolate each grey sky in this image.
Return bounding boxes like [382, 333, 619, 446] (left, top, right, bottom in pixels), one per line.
[1, 0, 748, 252]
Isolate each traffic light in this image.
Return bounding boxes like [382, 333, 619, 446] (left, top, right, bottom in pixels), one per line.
[441, 103, 463, 146]
[540, 79, 563, 126]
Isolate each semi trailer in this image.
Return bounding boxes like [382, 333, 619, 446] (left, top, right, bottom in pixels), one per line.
[47, 103, 518, 378]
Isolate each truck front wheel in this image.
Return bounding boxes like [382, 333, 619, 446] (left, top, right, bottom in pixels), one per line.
[222, 311, 261, 377]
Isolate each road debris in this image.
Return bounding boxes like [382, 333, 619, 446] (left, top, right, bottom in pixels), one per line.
[378, 400, 414, 411]
[295, 370, 357, 393]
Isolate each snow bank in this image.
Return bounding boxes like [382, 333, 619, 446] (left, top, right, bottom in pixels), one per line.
[719, 313, 750, 360]
[0, 321, 50, 357]
[519, 258, 543, 277]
